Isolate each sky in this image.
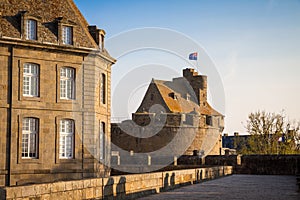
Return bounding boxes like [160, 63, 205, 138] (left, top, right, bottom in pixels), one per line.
[74, 0, 300, 134]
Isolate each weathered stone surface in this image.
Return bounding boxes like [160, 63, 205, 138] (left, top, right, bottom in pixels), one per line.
[0, 0, 115, 187]
[0, 166, 233, 199]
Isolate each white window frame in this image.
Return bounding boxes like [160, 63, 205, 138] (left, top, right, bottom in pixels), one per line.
[23, 63, 39, 97]
[100, 122, 105, 160]
[62, 26, 73, 45]
[60, 67, 75, 100]
[59, 119, 74, 159]
[26, 19, 37, 40]
[22, 118, 38, 158]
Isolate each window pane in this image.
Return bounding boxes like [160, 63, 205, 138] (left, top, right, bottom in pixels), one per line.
[26, 20, 37, 40]
[22, 118, 38, 158]
[60, 67, 75, 100]
[59, 119, 74, 159]
[23, 63, 39, 97]
[62, 26, 73, 45]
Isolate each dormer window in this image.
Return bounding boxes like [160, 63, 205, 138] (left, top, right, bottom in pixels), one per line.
[169, 92, 177, 100]
[62, 26, 73, 45]
[26, 19, 37, 40]
[186, 93, 190, 101]
[206, 115, 213, 126]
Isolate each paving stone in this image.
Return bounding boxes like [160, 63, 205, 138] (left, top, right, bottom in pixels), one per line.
[138, 175, 300, 200]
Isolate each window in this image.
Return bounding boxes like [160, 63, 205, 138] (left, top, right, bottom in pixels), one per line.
[60, 67, 75, 100]
[59, 119, 74, 159]
[22, 118, 38, 158]
[62, 26, 73, 45]
[26, 19, 37, 40]
[100, 122, 105, 160]
[101, 73, 106, 104]
[169, 92, 177, 100]
[206, 115, 213, 126]
[23, 63, 39, 97]
[186, 93, 190, 101]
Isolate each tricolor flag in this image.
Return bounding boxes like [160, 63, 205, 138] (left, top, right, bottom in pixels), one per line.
[189, 52, 198, 60]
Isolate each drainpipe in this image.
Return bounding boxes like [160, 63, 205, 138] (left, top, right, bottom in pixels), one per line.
[7, 46, 14, 186]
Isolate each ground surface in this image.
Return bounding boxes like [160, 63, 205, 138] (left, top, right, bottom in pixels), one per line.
[138, 175, 300, 200]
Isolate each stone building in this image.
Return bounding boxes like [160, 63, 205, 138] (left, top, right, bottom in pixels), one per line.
[0, 0, 115, 186]
[111, 68, 224, 165]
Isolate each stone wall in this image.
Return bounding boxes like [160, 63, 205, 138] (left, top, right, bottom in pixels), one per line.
[0, 166, 233, 200]
[205, 155, 241, 166]
[205, 154, 300, 175]
[238, 155, 300, 175]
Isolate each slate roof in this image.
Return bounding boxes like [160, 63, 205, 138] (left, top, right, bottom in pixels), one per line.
[153, 79, 223, 116]
[0, 0, 98, 49]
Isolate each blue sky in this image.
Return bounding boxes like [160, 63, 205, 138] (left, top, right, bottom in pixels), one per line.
[74, 0, 300, 134]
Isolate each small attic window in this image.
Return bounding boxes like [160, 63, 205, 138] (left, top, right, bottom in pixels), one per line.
[62, 26, 73, 45]
[186, 93, 190, 101]
[26, 19, 37, 40]
[169, 92, 177, 100]
[206, 115, 213, 126]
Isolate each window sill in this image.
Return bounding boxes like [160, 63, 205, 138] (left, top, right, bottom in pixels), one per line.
[21, 96, 42, 102]
[56, 158, 80, 164]
[57, 98, 77, 104]
[19, 158, 41, 164]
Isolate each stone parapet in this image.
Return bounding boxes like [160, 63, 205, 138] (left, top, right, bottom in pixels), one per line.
[0, 166, 233, 200]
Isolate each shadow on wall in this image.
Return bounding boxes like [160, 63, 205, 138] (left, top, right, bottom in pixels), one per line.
[162, 173, 176, 191]
[103, 171, 198, 200]
[103, 176, 158, 200]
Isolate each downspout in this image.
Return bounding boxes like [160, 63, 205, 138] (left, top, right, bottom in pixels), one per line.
[7, 46, 14, 186]
[82, 55, 85, 179]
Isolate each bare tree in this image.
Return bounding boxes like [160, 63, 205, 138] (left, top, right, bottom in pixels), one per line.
[240, 110, 300, 154]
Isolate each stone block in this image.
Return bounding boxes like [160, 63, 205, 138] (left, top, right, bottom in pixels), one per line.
[50, 182, 65, 193]
[82, 188, 94, 199]
[83, 179, 91, 188]
[49, 192, 65, 200]
[65, 181, 73, 191]
[73, 189, 83, 200]
[21, 186, 35, 197]
[72, 180, 84, 190]
[95, 178, 102, 187]
[95, 186, 102, 198]
[40, 194, 51, 200]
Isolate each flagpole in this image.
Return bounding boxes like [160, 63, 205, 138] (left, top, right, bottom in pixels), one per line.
[188, 52, 199, 71]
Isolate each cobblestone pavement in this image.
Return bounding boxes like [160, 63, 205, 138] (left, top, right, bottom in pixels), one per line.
[138, 175, 300, 200]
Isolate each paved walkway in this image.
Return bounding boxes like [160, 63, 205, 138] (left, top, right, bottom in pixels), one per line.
[138, 175, 300, 200]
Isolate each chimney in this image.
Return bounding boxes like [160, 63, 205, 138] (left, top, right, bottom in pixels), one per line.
[182, 68, 207, 106]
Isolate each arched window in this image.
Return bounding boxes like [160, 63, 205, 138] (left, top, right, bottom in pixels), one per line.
[60, 67, 75, 100]
[26, 19, 37, 40]
[23, 63, 39, 97]
[22, 117, 38, 158]
[59, 119, 74, 159]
